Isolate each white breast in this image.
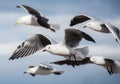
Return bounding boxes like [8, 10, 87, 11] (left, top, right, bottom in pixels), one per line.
[90, 56, 106, 65]
[23, 15, 40, 26]
[50, 44, 71, 56]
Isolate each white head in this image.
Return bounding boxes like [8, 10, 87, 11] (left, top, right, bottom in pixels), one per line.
[24, 66, 36, 74]
[15, 15, 33, 26]
[84, 20, 104, 30]
[90, 56, 105, 65]
[42, 45, 54, 53]
[84, 21, 96, 29]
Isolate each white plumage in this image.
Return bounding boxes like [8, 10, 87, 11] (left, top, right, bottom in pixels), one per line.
[70, 14, 120, 43]
[15, 5, 60, 32]
[9, 29, 95, 60]
[24, 63, 64, 76]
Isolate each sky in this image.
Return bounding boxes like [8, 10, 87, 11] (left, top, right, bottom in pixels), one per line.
[0, 0, 120, 84]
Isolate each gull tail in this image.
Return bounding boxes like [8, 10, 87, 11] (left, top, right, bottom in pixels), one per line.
[75, 47, 89, 56]
[52, 69, 64, 75]
[50, 23, 60, 32]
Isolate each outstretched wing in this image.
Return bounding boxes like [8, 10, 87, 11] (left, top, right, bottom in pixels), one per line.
[39, 63, 53, 70]
[17, 5, 49, 22]
[64, 28, 95, 47]
[9, 34, 53, 60]
[51, 57, 91, 67]
[51, 59, 81, 67]
[82, 32, 96, 43]
[70, 14, 98, 26]
[105, 22, 120, 43]
[112, 60, 120, 74]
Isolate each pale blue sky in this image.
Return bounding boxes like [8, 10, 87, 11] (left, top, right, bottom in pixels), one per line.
[0, 0, 120, 84]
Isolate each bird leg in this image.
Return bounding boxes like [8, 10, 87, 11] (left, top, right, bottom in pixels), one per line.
[69, 55, 77, 61]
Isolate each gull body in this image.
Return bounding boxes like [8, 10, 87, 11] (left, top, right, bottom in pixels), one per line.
[24, 63, 64, 76]
[70, 14, 120, 43]
[15, 5, 60, 32]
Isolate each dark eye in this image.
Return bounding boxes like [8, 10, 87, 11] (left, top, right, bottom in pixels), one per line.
[48, 47, 50, 49]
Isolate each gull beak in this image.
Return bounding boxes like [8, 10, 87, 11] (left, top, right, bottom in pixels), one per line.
[42, 49, 46, 52]
[83, 26, 87, 28]
[14, 21, 19, 26]
[23, 72, 27, 74]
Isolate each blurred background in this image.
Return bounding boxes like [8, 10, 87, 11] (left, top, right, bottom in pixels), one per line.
[0, 0, 120, 84]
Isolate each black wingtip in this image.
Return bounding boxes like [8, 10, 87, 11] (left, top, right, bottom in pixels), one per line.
[70, 20, 74, 26]
[9, 58, 11, 60]
[70, 23, 73, 26]
[92, 40, 96, 43]
[90, 38, 96, 43]
[53, 72, 62, 75]
[9, 58, 12, 60]
[9, 55, 17, 60]
[9, 56, 20, 60]
[82, 32, 96, 43]
[50, 29, 56, 32]
[16, 5, 20, 8]
[30, 73, 36, 76]
[9, 57, 14, 60]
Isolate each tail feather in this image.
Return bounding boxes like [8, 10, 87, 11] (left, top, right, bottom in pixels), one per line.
[52, 70, 64, 75]
[75, 47, 89, 56]
[50, 23, 60, 32]
[65, 47, 89, 61]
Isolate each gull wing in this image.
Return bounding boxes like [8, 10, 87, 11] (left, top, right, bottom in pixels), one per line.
[64, 29, 95, 47]
[70, 14, 98, 26]
[17, 5, 49, 22]
[39, 63, 53, 70]
[9, 34, 53, 60]
[105, 22, 120, 43]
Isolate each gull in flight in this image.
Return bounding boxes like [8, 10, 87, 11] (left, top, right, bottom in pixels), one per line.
[15, 5, 60, 32]
[52, 56, 120, 75]
[41, 28, 95, 60]
[9, 28, 95, 60]
[24, 63, 64, 76]
[70, 14, 120, 43]
[83, 56, 120, 75]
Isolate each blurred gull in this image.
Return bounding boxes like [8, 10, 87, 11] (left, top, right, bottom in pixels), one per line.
[15, 4, 60, 32]
[70, 14, 120, 43]
[83, 56, 120, 75]
[9, 28, 95, 60]
[52, 56, 120, 75]
[24, 63, 64, 76]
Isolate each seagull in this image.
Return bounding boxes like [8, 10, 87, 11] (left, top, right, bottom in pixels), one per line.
[41, 28, 95, 60]
[70, 14, 120, 43]
[51, 56, 120, 75]
[84, 56, 120, 75]
[9, 28, 95, 60]
[15, 5, 60, 32]
[24, 63, 64, 76]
